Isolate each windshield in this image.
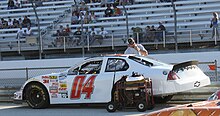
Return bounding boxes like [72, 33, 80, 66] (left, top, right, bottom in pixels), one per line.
[128, 56, 171, 66]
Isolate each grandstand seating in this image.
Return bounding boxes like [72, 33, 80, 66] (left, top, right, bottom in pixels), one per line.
[1, 0, 220, 55]
[0, 0, 72, 48]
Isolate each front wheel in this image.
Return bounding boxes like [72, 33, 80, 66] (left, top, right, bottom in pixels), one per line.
[106, 102, 117, 113]
[25, 83, 49, 109]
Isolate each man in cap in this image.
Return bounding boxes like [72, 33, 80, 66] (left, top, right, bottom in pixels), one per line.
[124, 38, 148, 56]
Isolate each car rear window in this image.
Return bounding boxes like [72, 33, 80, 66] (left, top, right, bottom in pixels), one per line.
[128, 56, 170, 67]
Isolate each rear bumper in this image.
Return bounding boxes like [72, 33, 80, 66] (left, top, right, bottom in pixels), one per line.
[153, 76, 211, 95]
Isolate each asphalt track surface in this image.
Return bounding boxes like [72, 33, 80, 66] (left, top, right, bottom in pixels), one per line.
[0, 103, 177, 116]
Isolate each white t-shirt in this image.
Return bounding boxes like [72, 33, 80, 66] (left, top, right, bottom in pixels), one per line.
[99, 30, 108, 38]
[124, 44, 147, 56]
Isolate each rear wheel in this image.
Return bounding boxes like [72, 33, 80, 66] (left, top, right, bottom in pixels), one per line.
[154, 95, 173, 103]
[136, 101, 147, 112]
[25, 83, 49, 109]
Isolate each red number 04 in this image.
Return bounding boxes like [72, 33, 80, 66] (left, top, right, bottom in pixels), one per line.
[71, 75, 96, 99]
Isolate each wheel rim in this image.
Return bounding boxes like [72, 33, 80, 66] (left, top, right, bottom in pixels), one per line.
[29, 88, 44, 105]
[138, 103, 144, 109]
[108, 104, 114, 110]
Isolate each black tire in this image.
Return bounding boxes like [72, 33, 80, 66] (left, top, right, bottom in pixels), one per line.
[106, 102, 117, 113]
[25, 83, 49, 109]
[136, 101, 147, 112]
[154, 95, 173, 103]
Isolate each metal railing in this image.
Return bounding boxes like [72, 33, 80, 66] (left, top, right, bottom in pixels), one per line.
[0, 27, 218, 53]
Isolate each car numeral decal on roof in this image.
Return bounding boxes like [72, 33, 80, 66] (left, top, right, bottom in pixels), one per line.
[71, 75, 97, 99]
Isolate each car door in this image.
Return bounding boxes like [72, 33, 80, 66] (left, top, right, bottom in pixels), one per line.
[56, 58, 115, 104]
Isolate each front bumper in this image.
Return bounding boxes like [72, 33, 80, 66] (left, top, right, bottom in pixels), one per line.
[13, 90, 23, 104]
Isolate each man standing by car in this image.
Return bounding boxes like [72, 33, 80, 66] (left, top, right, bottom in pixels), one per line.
[124, 38, 148, 56]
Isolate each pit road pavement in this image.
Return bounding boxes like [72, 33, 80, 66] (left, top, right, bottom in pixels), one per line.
[0, 103, 179, 116]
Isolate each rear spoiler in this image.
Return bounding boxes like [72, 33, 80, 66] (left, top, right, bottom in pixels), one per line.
[172, 60, 198, 71]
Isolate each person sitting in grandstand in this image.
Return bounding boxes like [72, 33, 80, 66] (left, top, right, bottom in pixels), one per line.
[26, 26, 33, 36]
[96, 27, 108, 45]
[13, 18, 19, 28]
[14, 0, 21, 9]
[8, 0, 15, 9]
[113, 4, 122, 16]
[89, 27, 97, 45]
[80, 1, 88, 11]
[52, 30, 62, 47]
[104, 4, 113, 17]
[0, 19, 2, 29]
[74, 27, 82, 45]
[18, 18, 22, 27]
[90, 11, 97, 23]
[65, 24, 72, 34]
[1, 18, 8, 29]
[7, 18, 13, 28]
[22, 16, 31, 28]
[84, 11, 91, 24]
[71, 11, 79, 24]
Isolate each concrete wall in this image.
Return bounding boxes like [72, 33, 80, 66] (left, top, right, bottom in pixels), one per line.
[0, 51, 219, 79]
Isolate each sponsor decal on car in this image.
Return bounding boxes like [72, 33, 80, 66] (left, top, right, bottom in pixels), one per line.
[50, 76, 58, 79]
[60, 83, 67, 88]
[61, 93, 68, 98]
[49, 86, 58, 93]
[42, 76, 49, 79]
[43, 80, 49, 83]
[51, 93, 58, 98]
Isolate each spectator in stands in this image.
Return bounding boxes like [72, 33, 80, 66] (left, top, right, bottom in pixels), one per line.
[23, 29, 28, 37]
[90, 11, 97, 23]
[113, 4, 122, 16]
[7, 18, 13, 28]
[129, 0, 134, 5]
[104, 4, 113, 17]
[14, 0, 21, 8]
[74, 27, 82, 45]
[149, 25, 156, 41]
[26, 26, 33, 36]
[144, 26, 151, 42]
[211, 12, 219, 39]
[71, 11, 79, 24]
[52, 30, 62, 47]
[97, 27, 108, 44]
[59, 25, 65, 33]
[8, 0, 15, 9]
[0, 19, 2, 29]
[156, 22, 166, 41]
[80, 1, 88, 11]
[22, 16, 31, 28]
[84, 11, 91, 24]
[124, 37, 148, 56]
[1, 18, 8, 29]
[101, 0, 107, 7]
[65, 24, 71, 34]
[131, 27, 143, 42]
[89, 27, 98, 45]
[119, 0, 127, 6]
[18, 18, 22, 26]
[13, 18, 19, 28]
[35, 0, 43, 7]
[17, 26, 24, 39]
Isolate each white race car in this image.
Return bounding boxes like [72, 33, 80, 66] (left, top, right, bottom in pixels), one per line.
[14, 54, 210, 109]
